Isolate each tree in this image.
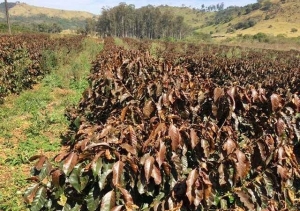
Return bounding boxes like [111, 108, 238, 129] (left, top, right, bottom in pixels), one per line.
[5, 0, 11, 34]
[85, 18, 96, 35]
[96, 4, 191, 39]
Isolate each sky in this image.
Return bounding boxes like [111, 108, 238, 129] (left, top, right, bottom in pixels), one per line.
[10, 0, 258, 14]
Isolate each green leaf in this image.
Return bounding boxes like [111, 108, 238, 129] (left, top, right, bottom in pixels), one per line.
[58, 193, 68, 207]
[30, 186, 47, 211]
[62, 203, 81, 211]
[24, 183, 39, 204]
[92, 156, 103, 178]
[263, 173, 274, 197]
[69, 163, 89, 192]
[100, 190, 116, 211]
[69, 164, 81, 192]
[150, 192, 165, 208]
[38, 160, 52, 182]
[98, 162, 113, 191]
[74, 116, 81, 129]
[137, 177, 146, 195]
[85, 187, 100, 211]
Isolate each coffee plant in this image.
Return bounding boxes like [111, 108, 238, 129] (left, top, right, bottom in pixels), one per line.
[25, 37, 300, 210]
[0, 34, 85, 103]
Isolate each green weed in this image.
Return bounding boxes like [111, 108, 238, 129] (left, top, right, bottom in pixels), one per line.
[0, 38, 103, 211]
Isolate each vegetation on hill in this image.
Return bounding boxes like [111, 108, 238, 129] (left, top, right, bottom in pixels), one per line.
[94, 0, 300, 41]
[0, 2, 96, 31]
[1, 0, 300, 39]
[97, 3, 191, 39]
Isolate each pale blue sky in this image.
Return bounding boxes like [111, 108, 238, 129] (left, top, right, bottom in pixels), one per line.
[11, 0, 257, 14]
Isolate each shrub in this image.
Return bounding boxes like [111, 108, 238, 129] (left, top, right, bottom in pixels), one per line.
[261, 0, 273, 11]
[253, 32, 269, 42]
[226, 27, 236, 34]
[277, 33, 287, 38]
[291, 28, 298, 33]
[234, 19, 257, 30]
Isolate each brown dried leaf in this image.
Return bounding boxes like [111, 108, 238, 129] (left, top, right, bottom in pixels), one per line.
[186, 168, 199, 204]
[194, 180, 204, 207]
[270, 94, 282, 112]
[151, 165, 162, 185]
[162, 93, 170, 107]
[214, 87, 224, 103]
[169, 124, 181, 151]
[54, 151, 70, 163]
[168, 90, 176, 104]
[162, 162, 171, 176]
[144, 156, 155, 183]
[100, 190, 116, 210]
[276, 118, 286, 137]
[113, 161, 125, 187]
[75, 139, 89, 152]
[234, 149, 250, 182]
[227, 86, 236, 110]
[257, 141, 267, 161]
[277, 165, 289, 180]
[105, 149, 113, 160]
[200, 171, 212, 185]
[204, 183, 212, 202]
[120, 143, 137, 155]
[277, 146, 285, 165]
[251, 88, 259, 103]
[118, 186, 135, 207]
[34, 155, 47, 171]
[292, 94, 300, 112]
[223, 138, 237, 156]
[24, 183, 39, 204]
[143, 100, 155, 118]
[156, 140, 166, 168]
[171, 152, 182, 176]
[265, 135, 275, 152]
[51, 169, 62, 188]
[29, 155, 43, 162]
[99, 125, 113, 139]
[62, 152, 78, 175]
[236, 190, 255, 210]
[218, 163, 226, 186]
[111, 205, 123, 211]
[201, 139, 210, 158]
[26, 176, 40, 182]
[190, 129, 199, 149]
[120, 106, 129, 122]
[128, 125, 138, 148]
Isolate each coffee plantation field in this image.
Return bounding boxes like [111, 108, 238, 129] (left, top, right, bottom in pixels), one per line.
[1, 35, 300, 210]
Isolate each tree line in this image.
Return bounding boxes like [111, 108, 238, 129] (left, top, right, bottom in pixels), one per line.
[96, 3, 191, 39]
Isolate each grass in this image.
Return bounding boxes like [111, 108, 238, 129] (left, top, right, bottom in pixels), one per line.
[9, 2, 94, 19]
[114, 37, 130, 49]
[0, 38, 103, 211]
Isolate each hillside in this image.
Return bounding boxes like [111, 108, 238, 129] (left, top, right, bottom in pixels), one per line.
[160, 0, 300, 38]
[9, 2, 95, 19]
[0, 2, 97, 30]
[0, 0, 299, 37]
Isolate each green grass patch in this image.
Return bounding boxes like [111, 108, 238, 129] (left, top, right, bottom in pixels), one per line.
[0, 37, 103, 211]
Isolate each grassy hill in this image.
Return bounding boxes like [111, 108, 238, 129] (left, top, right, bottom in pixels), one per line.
[160, 0, 300, 38]
[0, 2, 96, 30]
[0, 0, 299, 38]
